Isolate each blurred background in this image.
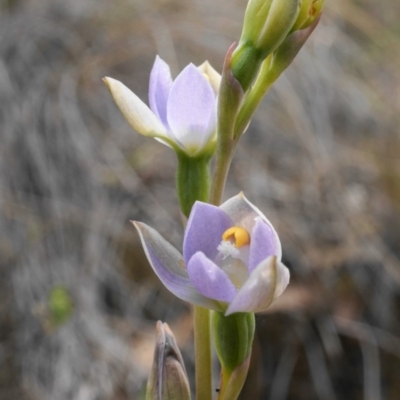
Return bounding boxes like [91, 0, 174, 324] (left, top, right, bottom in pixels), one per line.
[1, 0, 400, 399]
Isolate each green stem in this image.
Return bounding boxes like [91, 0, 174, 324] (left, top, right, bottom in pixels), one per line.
[175, 153, 213, 400]
[176, 153, 211, 218]
[234, 59, 278, 138]
[209, 43, 244, 207]
[194, 141, 236, 400]
[209, 143, 235, 207]
[194, 306, 212, 400]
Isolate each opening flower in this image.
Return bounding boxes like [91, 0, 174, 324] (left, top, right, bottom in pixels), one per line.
[103, 56, 220, 157]
[134, 193, 289, 315]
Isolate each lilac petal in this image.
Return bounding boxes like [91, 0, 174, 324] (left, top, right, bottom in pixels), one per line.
[149, 56, 173, 129]
[248, 218, 279, 274]
[220, 193, 282, 260]
[226, 256, 278, 315]
[133, 222, 222, 311]
[183, 201, 233, 266]
[187, 252, 237, 303]
[167, 64, 217, 155]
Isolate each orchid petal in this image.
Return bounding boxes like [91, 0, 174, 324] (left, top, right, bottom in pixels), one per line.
[149, 56, 173, 129]
[220, 193, 282, 260]
[167, 64, 217, 155]
[133, 221, 221, 310]
[183, 201, 233, 265]
[197, 61, 221, 96]
[187, 252, 237, 303]
[104, 77, 169, 140]
[248, 218, 278, 274]
[226, 256, 278, 315]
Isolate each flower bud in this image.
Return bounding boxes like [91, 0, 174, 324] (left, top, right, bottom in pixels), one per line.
[270, 15, 321, 77]
[146, 321, 191, 400]
[232, 0, 301, 91]
[291, 0, 325, 31]
[232, 12, 322, 137]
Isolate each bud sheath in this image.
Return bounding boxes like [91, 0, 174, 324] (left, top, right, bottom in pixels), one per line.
[146, 321, 191, 400]
[212, 312, 255, 399]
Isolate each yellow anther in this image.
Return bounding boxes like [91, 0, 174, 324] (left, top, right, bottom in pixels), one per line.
[222, 226, 250, 248]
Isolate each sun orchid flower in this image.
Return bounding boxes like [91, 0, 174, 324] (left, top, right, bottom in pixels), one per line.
[103, 56, 221, 157]
[134, 193, 289, 315]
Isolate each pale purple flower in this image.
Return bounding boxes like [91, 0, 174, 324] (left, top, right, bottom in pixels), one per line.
[103, 56, 220, 156]
[134, 193, 290, 315]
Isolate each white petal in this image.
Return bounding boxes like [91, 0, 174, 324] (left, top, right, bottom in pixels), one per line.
[197, 61, 221, 95]
[226, 256, 278, 315]
[104, 77, 170, 140]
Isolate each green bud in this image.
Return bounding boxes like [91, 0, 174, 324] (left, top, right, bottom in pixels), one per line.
[256, 0, 302, 54]
[270, 15, 321, 75]
[146, 321, 191, 400]
[48, 285, 74, 327]
[232, 0, 302, 91]
[233, 15, 322, 138]
[240, 0, 274, 45]
[291, 0, 325, 31]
